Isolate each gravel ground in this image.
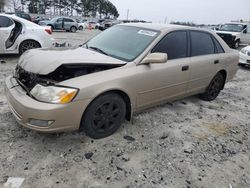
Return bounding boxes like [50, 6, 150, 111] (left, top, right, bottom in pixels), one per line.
[0, 30, 250, 188]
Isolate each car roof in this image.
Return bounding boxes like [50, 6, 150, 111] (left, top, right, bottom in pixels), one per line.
[119, 23, 201, 32]
[0, 13, 37, 26]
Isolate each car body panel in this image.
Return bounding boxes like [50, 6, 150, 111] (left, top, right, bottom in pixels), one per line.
[239, 45, 250, 65]
[5, 23, 239, 133]
[18, 47, 125, 74]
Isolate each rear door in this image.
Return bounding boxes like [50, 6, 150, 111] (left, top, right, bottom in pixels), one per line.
[136, 30, 190, 110]
[241, 25, 250, 44]
[0, 16, 15, 54]
[64, 18, 74, 30]
[187, 30, 225, 95]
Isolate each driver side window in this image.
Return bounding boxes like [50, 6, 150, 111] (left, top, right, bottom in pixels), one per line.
[0, 16, 14, 28]
[152, 31, 188, 60]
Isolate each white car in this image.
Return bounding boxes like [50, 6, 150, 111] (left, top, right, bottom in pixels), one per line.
[239, 45, 250, 66]
[0, 14, 55, 55]
[78, 21, 100, 30]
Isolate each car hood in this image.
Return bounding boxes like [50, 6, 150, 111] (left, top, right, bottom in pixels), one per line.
[216, 30, 240, 36]
[18, 47, 125, 75]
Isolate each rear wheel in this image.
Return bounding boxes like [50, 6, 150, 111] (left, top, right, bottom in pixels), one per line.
[19, 40, 41, 55]
[80, 93, 126, 139]
[200, 72, 225, 101]
[79, 26, 83, 30]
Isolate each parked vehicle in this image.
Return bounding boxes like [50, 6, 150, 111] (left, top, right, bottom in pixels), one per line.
[0, 14, 54, 55]
[5, 23, 238, 139]
[77, 19, 87, 30]
[38, 17, 78, 32]
[6, 12, 32, 21]
[216, 23, 250, 49]
[98, 20, 117, 31]
[81, 21, 100, 29]
[33, 16, 50, 24]
[239, 45, 250, 66]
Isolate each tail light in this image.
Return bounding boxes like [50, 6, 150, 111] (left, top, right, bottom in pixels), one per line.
[45, 28, 52, 35]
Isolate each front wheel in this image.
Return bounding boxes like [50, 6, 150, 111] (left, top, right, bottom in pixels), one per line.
[233, 40, 239, 49]
[70, 26, 77, 33]
[80, 93, 126, 139]
[200, 72, 225, 101]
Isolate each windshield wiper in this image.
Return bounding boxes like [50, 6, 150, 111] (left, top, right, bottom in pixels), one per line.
[88, 46, 109, 56]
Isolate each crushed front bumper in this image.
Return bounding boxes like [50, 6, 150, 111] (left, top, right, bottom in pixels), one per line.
[4, 76, 90, 133]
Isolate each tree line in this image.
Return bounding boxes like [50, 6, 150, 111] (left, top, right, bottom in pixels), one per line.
[1, 0, 119, 18]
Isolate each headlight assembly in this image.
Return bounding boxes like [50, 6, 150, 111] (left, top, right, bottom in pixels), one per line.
[241, 49, 247, 54]
[30, 84, 78, 104]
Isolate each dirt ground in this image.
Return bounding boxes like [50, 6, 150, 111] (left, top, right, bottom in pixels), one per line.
[0, 30, 250, 188]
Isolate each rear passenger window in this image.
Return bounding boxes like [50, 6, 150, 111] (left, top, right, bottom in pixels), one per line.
[152, 31, 188, 60]
[212, 37, 224, 53]
[191, 31, 215, 56]
[0, 16, 14, 28]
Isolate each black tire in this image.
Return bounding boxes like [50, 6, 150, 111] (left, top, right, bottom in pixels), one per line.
[79, 26, 83, 30]
[81, 93, 126, 139]
[70, 26, 77, 33]
[200, 72, 225, 101]
[233, 40, 239, 49]
[19, 40, 41, 55]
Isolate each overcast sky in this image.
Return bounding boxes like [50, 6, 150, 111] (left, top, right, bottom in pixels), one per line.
[109, 0, 250, 24]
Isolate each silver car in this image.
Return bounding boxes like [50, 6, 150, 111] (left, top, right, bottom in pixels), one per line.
[39, 17, 78, 33]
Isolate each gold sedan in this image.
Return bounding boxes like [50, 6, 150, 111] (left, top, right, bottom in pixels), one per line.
[5, 23, 239, 139]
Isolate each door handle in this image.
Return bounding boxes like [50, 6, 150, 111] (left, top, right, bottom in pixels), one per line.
[214, 60, 220, 64]
[182, 65, 189, 71]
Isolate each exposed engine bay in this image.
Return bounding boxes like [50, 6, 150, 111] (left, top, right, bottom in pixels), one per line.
[14, 63, 124, 91]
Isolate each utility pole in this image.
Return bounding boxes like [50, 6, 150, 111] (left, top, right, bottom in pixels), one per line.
[126, 9, 129, 21]
[164, 16, 168, 24]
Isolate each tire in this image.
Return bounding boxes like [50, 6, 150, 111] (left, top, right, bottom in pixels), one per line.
[233, 40, 239, 49]
[70, 26, 77, 33]
[200, 72, 225, 101]
[79, 26, 83, 30]
[19, 40, 41, 55]
[80, 93, 126, 139]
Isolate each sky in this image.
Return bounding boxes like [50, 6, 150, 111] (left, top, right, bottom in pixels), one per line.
[109, 0, 250, 24]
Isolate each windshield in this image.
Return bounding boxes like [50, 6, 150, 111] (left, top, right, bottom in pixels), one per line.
[220, 24, 245, 32]
[86, 25, 159, 62]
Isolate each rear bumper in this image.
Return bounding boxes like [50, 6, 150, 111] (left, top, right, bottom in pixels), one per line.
[5, 76, 91, 133]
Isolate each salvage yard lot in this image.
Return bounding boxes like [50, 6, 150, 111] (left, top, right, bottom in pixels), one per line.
[0, 30, 250, 188]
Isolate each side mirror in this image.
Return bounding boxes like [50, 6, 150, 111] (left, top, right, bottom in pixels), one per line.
[140, 53, 168, 65]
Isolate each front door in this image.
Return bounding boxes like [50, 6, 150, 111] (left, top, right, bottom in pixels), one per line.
[55, 18, 63, 30]
[0, 16, 15, 54]
[136, 30, 190, 110]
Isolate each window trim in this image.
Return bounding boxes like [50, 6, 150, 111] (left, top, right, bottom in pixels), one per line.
[151, 30, 189, 60]
[211, 35, 225, 54]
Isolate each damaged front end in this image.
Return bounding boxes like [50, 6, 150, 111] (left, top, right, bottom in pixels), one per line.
[14, 63, 123, 92]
